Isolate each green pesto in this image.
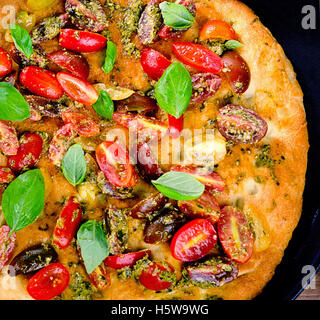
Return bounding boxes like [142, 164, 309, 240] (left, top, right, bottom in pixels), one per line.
[70, 272, 93, 300]
[117, 266, 133, 280]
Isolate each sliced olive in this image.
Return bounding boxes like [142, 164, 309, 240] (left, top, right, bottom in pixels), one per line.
[8, 244, 57, 277]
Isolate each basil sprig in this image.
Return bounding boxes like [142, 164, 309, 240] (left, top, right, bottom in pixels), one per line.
[225, 40, 243, 50]
[159, 2, 195, 29]
[2, 169, 45, 234]
[62, 144, 87, 186]
[155, 62, 192, 118]
[10, 24, 33, 59]
[152, 171, 205, 201]
[93, 90, 114, 119]
[77, 220, 109, 274]
[102, 41, 117, 74]
[0, 83, 30, 121]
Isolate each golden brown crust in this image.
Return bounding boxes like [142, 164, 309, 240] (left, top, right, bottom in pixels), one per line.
[0, 0, 308, 300]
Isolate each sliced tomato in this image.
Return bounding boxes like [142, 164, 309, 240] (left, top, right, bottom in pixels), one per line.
[53, 197, 82, 249]
[140, 48, 172, 81]
[88, 264, 111, 290]
[105, 250, 151, 269]
[167, 114, 183, 138]
[0, 225, 16, 272]
[57, 72, 98, 105]
[217, 206, 254, 264]
[27, 263, 70, 300]
[62, 112, 99, 137]
[47, 50, 90, 80]
[170, 219, 217, 262]
[139, 262, 175, 291]
[8, 133, 43, 172]
[200, 20, 237, 41]
[170, 165, 225, 192]
[48, 124, 78, 165]
[191, 73, 222, 103]
[19, 66, 64, 100]
[222, 51, 250, 94]
[96, 141, 138, 188]
[0, 121, 19, 156]
[0, 47, 12, 77]
[172, 42, 223, 74]
[0, 167, 15, 184]
[59, 29, 107, 53]
[178, 190, 221, 224]
[112, 112, 168, 140]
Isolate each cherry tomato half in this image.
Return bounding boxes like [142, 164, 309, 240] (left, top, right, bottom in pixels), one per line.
[96, 141, 138, 188]
[139, 262, 175, 291]
[0, 47, 12, 77]
[222, 51, 250, 94]
[140, 48, 172, 81]
[172, 42, 223, 74]
[200, 20, 237, 41]
[27, 263, 70, 300]
[19, 66, 64, 100]
[105, 250, 151, 269]
[62, 112, 100, 137]
[8, 133, 43, 172]
[0, 167, 15, 184]
[0, 120, 19, 156]
[47, 50, 90, 80]
[168, 114, 183, 138]
[59, 29, 107, 53]
[88, 264, 111, 290]
[53, 197, 82, 249]
[217, 206, 254, 264]
[170, 219, 217, 262]
[57, 72, 98, 105]
[0, 225, 16, 272]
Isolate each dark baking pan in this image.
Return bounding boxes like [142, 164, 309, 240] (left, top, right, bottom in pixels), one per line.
[241, 0, 320, 300]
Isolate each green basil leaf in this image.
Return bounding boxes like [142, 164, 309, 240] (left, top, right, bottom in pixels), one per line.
[152, 171, 205, 201]
[155, 62, 192, 118]
[62, 144, 87, 186]
[2, 169, 45, 233]
[93, 90, 114, 119]
[10, 24, 33, 59]
[0, 82, 30, 121]
[225, 40, 243, 50]
[102, 41, 117, 74]
[159, 2, 195, 29]
[77, 220, 109, 274]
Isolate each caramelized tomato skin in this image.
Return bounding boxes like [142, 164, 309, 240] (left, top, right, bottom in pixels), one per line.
[88, 264, 111, 290]
[26, 263, 70, 300]
[105, 250, 151, 269]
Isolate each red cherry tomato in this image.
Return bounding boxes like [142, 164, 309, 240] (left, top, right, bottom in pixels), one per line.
[53, 197, 82, 249]
[140, 48, 172, 81]
[0, 167, 15, 184]
[57, 72, 98, 105]
[158, 25, 182, 40]
[217, 206, 254, 264]
[8, 133, 43, 172]
[88, 264, 111, 290]
[49, 123, 78, 165]
[172, 42, 223, 74]
[178, 190, 221, 224]
[47, 50, 90, 80]
[27, 263, 70, 300]
[19, 66, 64, 100]
[222, 51, 250, 94]
[105, 250, 151, 269]
[139, 262, 175, 291]
[170, 165, 225, 192]
[59, 29, 107, 53]
[170, 219, 217, 262]
[0, 120, 19, 156]
[167, 114, 183, 138]
[200, 20, 237, 41]
[0, 225, 16, 272]
[62, 112, 100, 137]
[96, 141, 138, 188]
[0, 47, 12, 77]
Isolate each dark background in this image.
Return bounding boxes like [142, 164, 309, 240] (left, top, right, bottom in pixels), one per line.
[240, 0, 320, 300]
